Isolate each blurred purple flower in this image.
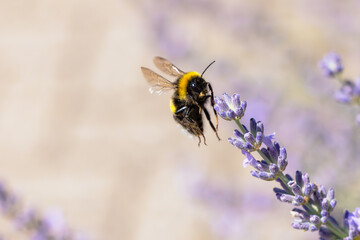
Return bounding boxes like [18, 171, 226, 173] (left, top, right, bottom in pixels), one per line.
[334, 79, 360, 104]
[0, 182, 18, 217]
[321, 52, 360, 125]
[0, 181, 88, 240]
[319, 52, 343, 77]
[334, 80, 355, 103]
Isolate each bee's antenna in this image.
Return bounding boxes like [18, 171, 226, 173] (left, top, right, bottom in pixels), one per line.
[201, 60, 215, 78]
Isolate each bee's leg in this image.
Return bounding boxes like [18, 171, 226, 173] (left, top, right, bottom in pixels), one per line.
[203, 107, 221, 141]
[196, 133, 206, 146]
[183, 107, 196, 124]
[207, 83, 219, 130]
[193, 101, 202, 114]
[202, 134, 207, 146]
[176, 106, 194, 122]
[187, 95, 203, 114]
[182, 106, 206, 146]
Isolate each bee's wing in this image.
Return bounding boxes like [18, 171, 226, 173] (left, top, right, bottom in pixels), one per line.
[153, 56, 185, 77]
[141, 67, 177, 94]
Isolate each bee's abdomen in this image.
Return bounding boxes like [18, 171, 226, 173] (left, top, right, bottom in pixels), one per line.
[172, 103, 204, 137]
[169, 98, 177, 113]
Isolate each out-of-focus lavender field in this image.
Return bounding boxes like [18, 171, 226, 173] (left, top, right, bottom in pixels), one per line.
[1, 0, 360, 239]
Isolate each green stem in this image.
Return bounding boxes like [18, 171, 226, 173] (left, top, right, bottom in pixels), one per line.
[257, 149, 272, 165]
[234, 119, 247, 134]
[304, 202, 319, 215]
[325, 220, 347, 239]
[277, 172, 293, 194]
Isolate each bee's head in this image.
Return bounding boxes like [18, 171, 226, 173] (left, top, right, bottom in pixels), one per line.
[186, 60, 215, 101]
[189, 77, 208, 99]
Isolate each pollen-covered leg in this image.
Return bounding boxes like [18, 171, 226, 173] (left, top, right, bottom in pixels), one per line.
[207, 83, 219, 130]
[203, 107, 221, 141]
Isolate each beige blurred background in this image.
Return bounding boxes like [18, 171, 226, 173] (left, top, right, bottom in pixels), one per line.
[1, 0, 360, 239]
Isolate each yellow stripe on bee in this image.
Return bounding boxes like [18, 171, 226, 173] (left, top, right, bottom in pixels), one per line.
[178, 72, 200, 100]
[169, 98, 177, 113]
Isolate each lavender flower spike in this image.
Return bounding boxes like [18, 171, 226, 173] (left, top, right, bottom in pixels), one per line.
[319, 52, 343, 77]
[220, 92, 355, 239]
[214, 93, 247, 121]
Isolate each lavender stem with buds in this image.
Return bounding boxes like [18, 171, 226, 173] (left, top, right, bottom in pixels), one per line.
[214, 93, 356, 239]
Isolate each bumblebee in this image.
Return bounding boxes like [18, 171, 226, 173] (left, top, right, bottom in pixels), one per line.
[141, 56, 220, 146]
